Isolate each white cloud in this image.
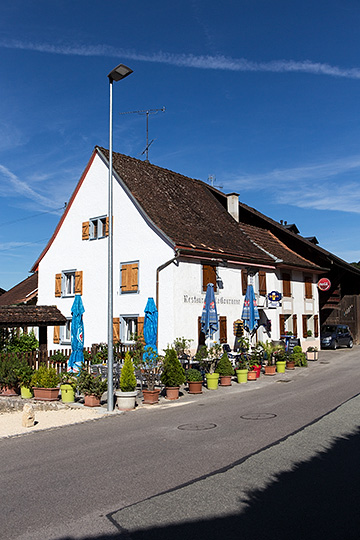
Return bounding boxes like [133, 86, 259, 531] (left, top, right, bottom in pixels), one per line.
[0, 164, 60, 208]
[2, 39, 360, 80]
[225, 156, 360, 213]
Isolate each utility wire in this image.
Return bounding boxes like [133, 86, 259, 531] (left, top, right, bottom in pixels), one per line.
[0, 205, 65, 227]
[0, 238, 50, 253]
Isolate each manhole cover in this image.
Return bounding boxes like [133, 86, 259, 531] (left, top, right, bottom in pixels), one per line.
[320, 361, 330, 364]
[178, 423, 217, 431]
[276, 379, 292, 383]
[240, 413, 277, 420]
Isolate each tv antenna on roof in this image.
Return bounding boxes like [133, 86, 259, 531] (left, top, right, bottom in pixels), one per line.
[119, 107, 166, 162]
[208, 175, 223, 189]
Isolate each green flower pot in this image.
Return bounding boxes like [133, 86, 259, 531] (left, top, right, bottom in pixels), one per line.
[20, 386, 33, 399]
[236, 369, 248, 384]
[206, 373, 219, 390]
[276, 361, 286, 374]
[60, 384, 75, 403]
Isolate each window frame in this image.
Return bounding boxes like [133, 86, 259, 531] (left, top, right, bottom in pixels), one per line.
[90, 215, 107, 240]
[62, 270, 76, 298]
[120, 315, 139, 343]
[60, 318, 72, 345]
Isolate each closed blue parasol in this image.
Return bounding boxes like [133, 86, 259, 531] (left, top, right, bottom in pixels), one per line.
[67, 294, 85, 374]
[143, 297, 158, 360]
[241, 284, 260, 333]
[201, 283, 218, 340]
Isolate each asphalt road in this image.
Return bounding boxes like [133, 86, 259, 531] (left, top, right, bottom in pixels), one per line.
[1, 347, 360, 539]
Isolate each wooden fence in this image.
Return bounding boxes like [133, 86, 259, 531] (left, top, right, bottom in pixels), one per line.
[1, 343, 135, 374]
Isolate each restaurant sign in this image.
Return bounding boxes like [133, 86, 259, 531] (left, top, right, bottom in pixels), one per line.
[267, 290, 282, 308]
[317, 278, 331, 292]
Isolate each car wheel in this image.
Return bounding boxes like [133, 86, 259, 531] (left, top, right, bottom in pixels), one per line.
[332, 340, 338, 350]
[348, 339, 353, 348]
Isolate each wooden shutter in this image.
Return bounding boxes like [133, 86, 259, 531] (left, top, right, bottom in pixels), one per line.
[242, 269, 248, 295]
[292, 314, 298, 338]
[314, 315, 319, 337]
[121, 263, 139, 292]
[55, 273, 62, 297]
[259, 271, 267, 296]
[304, 276, 312, 299]
[282, 273, 291, 297]
[53, 325, 60, 344]
[137, 316, 144, 340]
[279, 314, 286, 338]
[105, 217, 109, 237]
[75, 271, 83, 295]
[113, 317, 120, 343]
[219, 316, 227, 344]
[302, 315, 308, 338]
[202, 265, 217, 292]
[82, 221, 90, 240]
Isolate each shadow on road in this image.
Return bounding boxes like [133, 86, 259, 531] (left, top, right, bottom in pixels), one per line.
[58, 427, 360, 540]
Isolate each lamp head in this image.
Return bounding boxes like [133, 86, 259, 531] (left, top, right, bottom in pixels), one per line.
[108, 64, 133, 82]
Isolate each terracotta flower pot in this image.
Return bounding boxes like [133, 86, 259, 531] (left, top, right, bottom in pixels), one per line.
[188, 381, 203, 394]
[33, 387, 59, 401]
[219, 375, 232, 386]
[264, 365, 276, 376]
[142, 388, 160, 404]
[84, 394, 101, 407]
[252, 365, 261, 378]
[0, 385, 19, 397]
[286, 361, 295, 370]
[165, 386, 180, 400]
[247, 371, 257, 381]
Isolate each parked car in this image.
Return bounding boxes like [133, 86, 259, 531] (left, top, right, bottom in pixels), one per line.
[320, 324, 353, 349]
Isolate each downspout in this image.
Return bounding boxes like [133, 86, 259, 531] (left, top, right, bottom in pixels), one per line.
[156, 250, 180, 349]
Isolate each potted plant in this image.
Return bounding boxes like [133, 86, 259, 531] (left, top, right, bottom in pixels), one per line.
[306, 346, 319, 361]
[161, 347, 186, 400]
[31, 365, 60, 401]
[259, 341, 276, 375]
[235, 356, 248, 384]
[15, 359, 34, 398]
[132, 338, 162, 404]
[59, 372, 78, 403]
[115, 351, 138, 410]
[273, 346, 287, 373]
[215, 352, 234, 386]
[289, 345, 307, 368]
[78, 368, 107, 407]
[195, 343, 222, 390]
[186, 368, 203, 394]
[0, 354, 21, 396]
[249, 344, 263, 379]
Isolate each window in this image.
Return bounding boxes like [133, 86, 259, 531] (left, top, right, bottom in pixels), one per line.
[202, 265, 217, 292]
[304, 276, 313, 299]
[120, 315, 144, 342]
[60, 318, 71, 345]
[282, 273, 291, 297]
[120, 261, 139, 293]
[258, 271, 267, 296]
[90, 216, 107, 240]
[55, 270, 83, 297]
[241, 269, 248, 295]
[82, 217, 108, 240]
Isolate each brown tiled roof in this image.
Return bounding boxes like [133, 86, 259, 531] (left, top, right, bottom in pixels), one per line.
[0, 273, 38, 307]
[0, 305, 66, 327]
[239, 222, 322, 271]
[97, 148, 273, 265]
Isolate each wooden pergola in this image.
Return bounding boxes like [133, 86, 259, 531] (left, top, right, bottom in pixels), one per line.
[0, 305, 66, 351]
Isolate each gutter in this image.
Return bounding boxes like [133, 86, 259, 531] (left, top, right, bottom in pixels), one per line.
[155, 250, 180, 348]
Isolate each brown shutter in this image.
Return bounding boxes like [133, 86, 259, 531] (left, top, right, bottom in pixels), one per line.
[82, 221, 90, 240]
[304, 276, 312, 299]
[55, 273, 62, 297]
[279, 314, 286, 338]
[75, 271, 83, 295]
[53, 326, 60, 344]
[219, 316, 227, 344]
[242, 269, 248, 295]
[282, 273, 291, 297]
[105, 217, 109, 237]
[292, 314, 298, 338]
[314, 315, 319, 337]
[137, 316, 145, 340]
[202, 265, 217, 292]
[121, 263, 139, 292]
[259, 271, 267, 296]
[113, 317, 120, 343]
[302, 315, 308, 338]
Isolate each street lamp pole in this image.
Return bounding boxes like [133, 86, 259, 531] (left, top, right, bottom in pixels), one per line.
[107, 64, 133, 412]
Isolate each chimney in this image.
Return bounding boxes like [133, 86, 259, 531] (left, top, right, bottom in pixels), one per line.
[227, 193, 239, 222]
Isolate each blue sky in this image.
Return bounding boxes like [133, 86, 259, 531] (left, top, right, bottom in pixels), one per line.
[1, 0, 360, 290]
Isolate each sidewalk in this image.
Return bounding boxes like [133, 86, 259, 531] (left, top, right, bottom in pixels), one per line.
[0, 354, 329, 439]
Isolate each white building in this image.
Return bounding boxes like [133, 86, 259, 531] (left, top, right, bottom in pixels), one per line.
[32, 147, 322, 354]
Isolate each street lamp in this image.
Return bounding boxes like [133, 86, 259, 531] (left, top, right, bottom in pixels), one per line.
[107, 63, 133, 412]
